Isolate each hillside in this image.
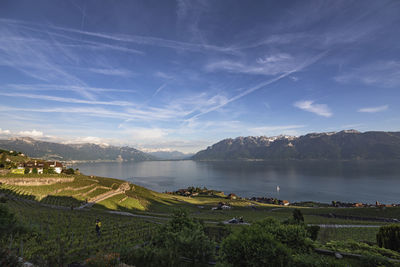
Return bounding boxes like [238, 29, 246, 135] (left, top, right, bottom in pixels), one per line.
[0, 137, 156, 162]
[192, 130, 400, 161]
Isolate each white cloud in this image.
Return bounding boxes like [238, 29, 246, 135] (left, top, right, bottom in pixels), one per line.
[18, 129, 44, 138]
[294, 100, 332, 117]
[126, 128, 169, 141]
[358, 105, 388, 113]
[64, 136, 109, 146]
[248, 125, 305, 136]
[0, 128, 11, 135]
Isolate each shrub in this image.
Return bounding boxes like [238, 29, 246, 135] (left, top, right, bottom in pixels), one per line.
[324, 240, 400, 260]
[377, 224, 400, 252]
[254, 218, 313, 253]
[218, 218, 314, 266]
[306, 225, 320, 241]
[64, 168, 75, 175]
[219, 227, 292, 267]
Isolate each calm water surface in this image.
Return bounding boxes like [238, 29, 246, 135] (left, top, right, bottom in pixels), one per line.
[73, 160, 400, 204]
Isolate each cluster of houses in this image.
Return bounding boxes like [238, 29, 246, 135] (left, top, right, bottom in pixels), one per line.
[331, 201, 398, 208]
[11, 160, 64, 174]
[249, 196, 290, 206]
[167, 186, 225, 197]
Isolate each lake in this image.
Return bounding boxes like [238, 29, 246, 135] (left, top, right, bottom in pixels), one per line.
[72, 160, 400, 204]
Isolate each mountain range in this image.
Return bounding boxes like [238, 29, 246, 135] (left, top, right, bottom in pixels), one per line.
[192, 130, 400, 161]
[0, 137, 156, 162]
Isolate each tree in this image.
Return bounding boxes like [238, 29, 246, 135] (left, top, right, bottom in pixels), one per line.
[32, 168, 38, 174]
[219, 226, 292, 266]
[218, 218, 313, 266]
[377, 224, 400, 252]
[64, 168, 75, 175]
[24, 168, 30, 174]
[293, 209, 304, 224]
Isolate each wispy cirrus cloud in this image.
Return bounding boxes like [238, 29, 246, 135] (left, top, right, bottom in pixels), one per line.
[0, 19, 236, 55]
[88, 68, 135, 77]
[206, 52, 301, 76]
[192, 51, 327, 119]
[294, 100, 332, 117]
[7, 84, 134, 93]
[335, 61, 400, 88]
[0, 92, 133, 106]
[358, 105, 388, 113]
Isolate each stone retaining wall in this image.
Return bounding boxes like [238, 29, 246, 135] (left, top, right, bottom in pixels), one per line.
[0, 177, 74, 185]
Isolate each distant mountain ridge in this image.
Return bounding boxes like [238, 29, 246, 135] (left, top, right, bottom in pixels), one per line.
[0, 137, 156, 162]
[192, 130, 400, 161]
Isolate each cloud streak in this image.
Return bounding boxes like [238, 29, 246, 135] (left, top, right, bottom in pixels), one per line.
[191, 51, 328, 119]
[0, 92, 133, 106]
[294, 100, 332, 117]
[358, 105, 388, 113]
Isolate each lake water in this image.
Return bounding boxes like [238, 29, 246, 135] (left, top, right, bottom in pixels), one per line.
[72, 160, 400, 204]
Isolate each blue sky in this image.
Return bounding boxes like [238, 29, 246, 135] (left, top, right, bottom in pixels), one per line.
[0, 0, 399, 153]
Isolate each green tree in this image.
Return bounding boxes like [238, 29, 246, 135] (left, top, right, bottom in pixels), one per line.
[377, 224, 400, 252]
[219, 227, 292, 266]
[24, 168, 30, 174]
[218, 218, 313, 267]
[32, 168, 38, 174]
[293, 209, 304, 224]
[64, 168, 75, 175]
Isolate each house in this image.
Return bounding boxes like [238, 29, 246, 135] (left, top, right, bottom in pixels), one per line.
[25, 160, 45, 174]
[282, 200, 290, 206]
[47, 161, 63, 174]
[227, 193, 238, 200]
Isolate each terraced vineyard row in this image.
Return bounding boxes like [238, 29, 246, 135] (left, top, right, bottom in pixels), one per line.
[3, 199, 158, 266]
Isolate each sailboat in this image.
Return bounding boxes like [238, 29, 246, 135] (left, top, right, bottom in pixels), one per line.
[276, 185, 280, 192]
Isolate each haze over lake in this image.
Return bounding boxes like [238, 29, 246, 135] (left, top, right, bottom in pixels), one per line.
[73, 160, 400, 204]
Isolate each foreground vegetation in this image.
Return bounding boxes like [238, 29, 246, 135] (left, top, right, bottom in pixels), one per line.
[1, 170, 400, 266]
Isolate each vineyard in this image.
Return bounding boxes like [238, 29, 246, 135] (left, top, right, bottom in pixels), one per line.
[2, 198, 158, 266]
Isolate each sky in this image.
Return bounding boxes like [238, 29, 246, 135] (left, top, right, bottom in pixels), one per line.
[0, 0, 399, 153]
